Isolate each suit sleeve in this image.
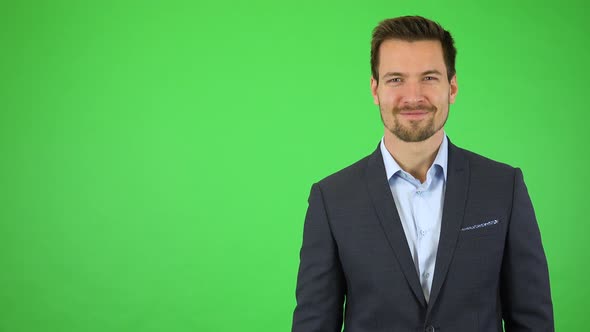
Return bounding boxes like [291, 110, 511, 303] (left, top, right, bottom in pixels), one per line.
[291, 183, 346, 332]
[501, 168, 554, 331]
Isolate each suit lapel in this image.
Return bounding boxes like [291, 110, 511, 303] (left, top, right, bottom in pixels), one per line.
[426, 141, 470, 315]
[365, 144, 427, 307]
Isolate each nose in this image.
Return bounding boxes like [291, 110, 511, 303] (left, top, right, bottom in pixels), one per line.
[400, 81, 426, 105]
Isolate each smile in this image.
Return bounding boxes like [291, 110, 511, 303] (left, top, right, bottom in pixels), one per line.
[399, 111, 430, 120]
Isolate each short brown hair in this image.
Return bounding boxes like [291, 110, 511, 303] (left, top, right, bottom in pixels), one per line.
[371, 16, 457, 83]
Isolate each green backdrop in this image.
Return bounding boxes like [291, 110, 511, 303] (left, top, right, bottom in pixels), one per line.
[1, 0, 588, 331]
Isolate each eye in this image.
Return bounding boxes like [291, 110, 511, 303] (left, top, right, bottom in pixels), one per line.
[423, 76, 438, 81]
[387, 78, 402, 83]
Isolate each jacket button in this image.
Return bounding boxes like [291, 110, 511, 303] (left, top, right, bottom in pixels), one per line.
[425, 326, 435, 332]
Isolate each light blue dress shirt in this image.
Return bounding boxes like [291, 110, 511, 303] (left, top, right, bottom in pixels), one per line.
[379, 134, 448, 302]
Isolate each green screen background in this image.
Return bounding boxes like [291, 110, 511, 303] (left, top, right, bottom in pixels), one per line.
[1, 0, 588, 330]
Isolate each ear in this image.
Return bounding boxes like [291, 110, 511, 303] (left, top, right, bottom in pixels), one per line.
[370, 76, 379, 105]
[449, 75, 458, 104]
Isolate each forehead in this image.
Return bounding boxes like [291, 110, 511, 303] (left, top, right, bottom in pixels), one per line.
[378, 39, 446, 76]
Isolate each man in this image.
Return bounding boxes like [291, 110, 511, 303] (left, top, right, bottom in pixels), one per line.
[291, 16, 553, 332]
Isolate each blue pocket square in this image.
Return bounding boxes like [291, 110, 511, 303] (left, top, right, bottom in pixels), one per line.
[461, 219, 499, 231]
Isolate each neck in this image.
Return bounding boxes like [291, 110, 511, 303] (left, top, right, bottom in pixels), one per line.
[383, 129, 445, 183]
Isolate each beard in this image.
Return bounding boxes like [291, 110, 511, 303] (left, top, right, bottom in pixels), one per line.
[380, 103, 449, 142]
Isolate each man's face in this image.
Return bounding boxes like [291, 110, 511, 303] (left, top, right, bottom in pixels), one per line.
[371, 39, 458, 142]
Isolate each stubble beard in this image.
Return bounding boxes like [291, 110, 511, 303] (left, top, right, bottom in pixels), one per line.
[380, 104, 449, 143]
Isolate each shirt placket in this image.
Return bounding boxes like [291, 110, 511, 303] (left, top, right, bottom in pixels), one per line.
[412, 178, 434, 300]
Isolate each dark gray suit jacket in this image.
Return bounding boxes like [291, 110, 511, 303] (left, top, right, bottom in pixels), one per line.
[292, 140, 553, 332]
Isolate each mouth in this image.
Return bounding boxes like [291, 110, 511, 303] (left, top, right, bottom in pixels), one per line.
[398, 111, 430, 120]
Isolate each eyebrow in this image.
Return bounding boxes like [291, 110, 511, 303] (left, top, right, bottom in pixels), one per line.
[382, 69, 444, 79]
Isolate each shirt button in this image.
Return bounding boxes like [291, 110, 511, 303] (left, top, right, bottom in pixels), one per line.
[423, 272, 430, 278]
[425, 326, 435, 332]
[419, 230, 427, 236]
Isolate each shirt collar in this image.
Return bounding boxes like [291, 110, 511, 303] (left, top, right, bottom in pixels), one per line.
[379, 133, 449, 182]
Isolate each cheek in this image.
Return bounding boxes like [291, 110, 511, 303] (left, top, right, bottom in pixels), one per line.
[419, 82, 446, 96]
[377, 91, 401, 107]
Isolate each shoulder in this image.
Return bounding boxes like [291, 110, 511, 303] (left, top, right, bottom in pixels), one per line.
[453, 144, 517, 175]
[316, 153, 372, 190]
[451, 143, 522, 196]
[305, 151, 376, 212]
